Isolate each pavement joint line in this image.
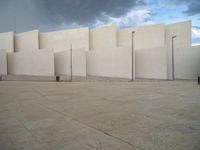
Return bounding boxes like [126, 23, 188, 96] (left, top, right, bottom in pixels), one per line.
[103, 131, 145, 150]
[40, 102, 145, 150]
[35, 87, 146, 150]
[1, 81, 200, 150]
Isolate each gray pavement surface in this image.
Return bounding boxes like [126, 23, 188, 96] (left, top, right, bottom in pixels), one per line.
[0, 80, 200, 150]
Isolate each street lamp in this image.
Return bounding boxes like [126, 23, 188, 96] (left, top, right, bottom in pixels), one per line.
[70, 44, 73, 82]
[13, 15, 16, 33]
[172, 35, 176, 80]
[131, 31, 135, 81]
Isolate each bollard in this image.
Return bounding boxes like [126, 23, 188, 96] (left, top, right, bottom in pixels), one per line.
[56, 76, 60, 82]
[198, 76, 200, 85]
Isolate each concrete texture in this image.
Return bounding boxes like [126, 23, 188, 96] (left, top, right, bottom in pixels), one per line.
[15, 30, 39, 52]
[165, 21, 192, 80]
[90, 25, 117, 50]
[117, 24, 165, 50]
[7, 50, 54, 76]
[55, 49, 86, 76]
[0, 49, 7, 75]
[0, 32, 14, 53]
[136, 47, 167, 79]
[40, 27, 89, 52]
[87, 47, 132, 79]
[0, 81, 200, 150]
[174, 45, 200, 79]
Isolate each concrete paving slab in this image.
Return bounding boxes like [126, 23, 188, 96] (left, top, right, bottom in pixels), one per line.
[0, 81, 200, 150]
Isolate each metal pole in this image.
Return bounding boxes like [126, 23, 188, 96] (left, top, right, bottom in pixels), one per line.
[14, 16, 16, 33]
[70, 44, 73, 82]
[131, 31, 135, 81]
[13, 16, 17, 53]
[172, 35, 176, 80]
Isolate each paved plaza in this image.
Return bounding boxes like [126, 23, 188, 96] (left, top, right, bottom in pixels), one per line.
[0, 80, 200, 150]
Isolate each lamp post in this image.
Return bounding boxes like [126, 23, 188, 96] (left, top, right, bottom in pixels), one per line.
[131, 31, 135, 81]
[172, 35, 176, 80]
[70, 44, 73, 82]
[14, 16, 16, 33]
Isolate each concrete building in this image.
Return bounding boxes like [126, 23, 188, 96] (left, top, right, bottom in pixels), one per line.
[0, 20, 199, 80]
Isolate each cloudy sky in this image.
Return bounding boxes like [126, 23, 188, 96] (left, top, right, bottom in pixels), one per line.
[0, 0, 200, 45]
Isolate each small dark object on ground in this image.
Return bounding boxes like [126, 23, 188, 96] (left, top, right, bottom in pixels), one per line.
[56, 76, 60, 82]
[198, 76, 200, 85]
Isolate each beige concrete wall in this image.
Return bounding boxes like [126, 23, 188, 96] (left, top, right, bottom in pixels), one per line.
[165, 21, 192, 79]
[87, 47, 132, 79]
[90, 25, 117, 50]
[0, 49, 7, 75]
[174, 46, 200, 79]
[117, 24, 165, 50]
[15, 30, 39, 52]
[0, 32, 14, 53]
[55, 49, 86, 76]
[40, 27, 89, 52]
[7, 50, 54, 76]
[135, 47, 167, 79]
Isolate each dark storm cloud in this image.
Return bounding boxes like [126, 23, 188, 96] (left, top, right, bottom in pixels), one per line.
[184, 1, 200, 16]
[34, 0, 146, 24]
[0, 0, 42, 32]
[0, 0, 146, 32]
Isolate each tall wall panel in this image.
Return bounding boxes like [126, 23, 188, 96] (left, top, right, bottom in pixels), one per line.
[15, 30, 39, 52]
[0, 49, 7, 75]
[174, 46, 200, 79]
[8, 50, 54, 76]
[117, 24, 165, 50]
[54, 49, 86, 76]
[40, 27, 89, 52]
[90, 25, 117, 50]
[87, 47, 132, 79]
[135, 47, 168, 79]
[0, 32, 14, 53]
[165, 21, 192, 80]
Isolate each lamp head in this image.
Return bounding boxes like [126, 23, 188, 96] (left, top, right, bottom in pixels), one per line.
[172, 35, 177, 38]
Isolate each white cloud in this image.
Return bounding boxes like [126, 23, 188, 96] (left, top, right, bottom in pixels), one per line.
[94, 8, 153, 28]
[192, 27, 200, 38]
[192, 27, 200, 46]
